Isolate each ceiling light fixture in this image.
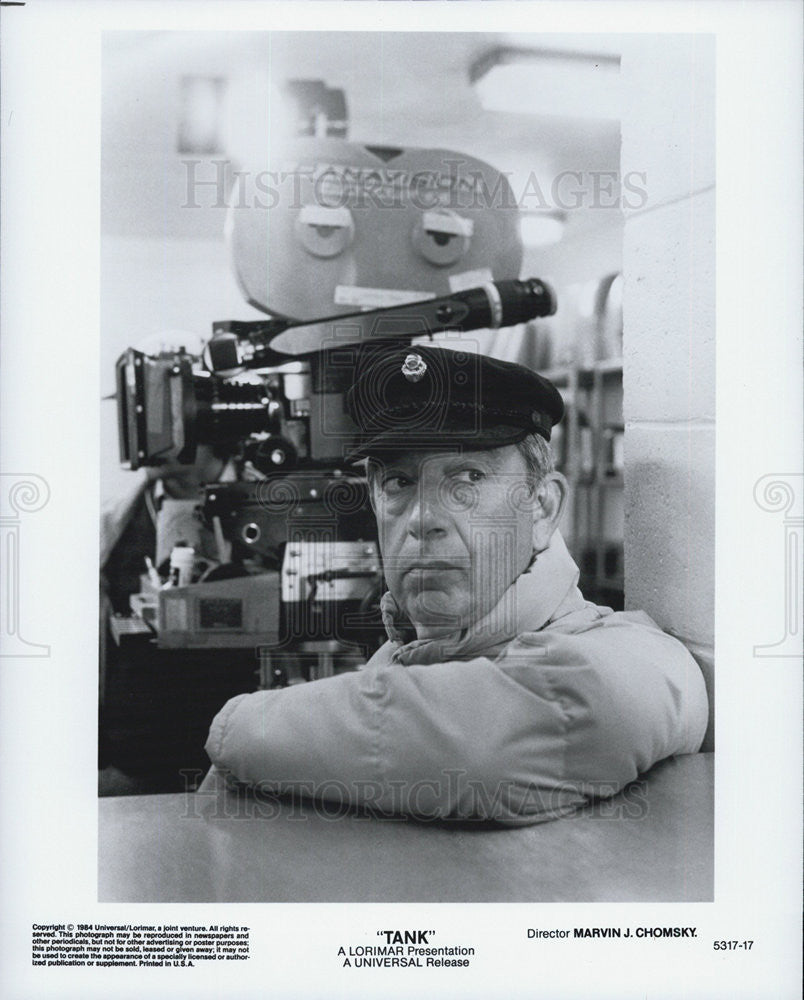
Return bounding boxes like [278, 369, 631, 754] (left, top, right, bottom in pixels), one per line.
[178, 75, 227, 154]
[470, 47, 621, 120]
[520, 213, 565, 247]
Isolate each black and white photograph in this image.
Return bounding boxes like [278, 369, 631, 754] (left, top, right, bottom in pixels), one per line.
[1, 2, 801, 998]
[98, 27, 715, 903]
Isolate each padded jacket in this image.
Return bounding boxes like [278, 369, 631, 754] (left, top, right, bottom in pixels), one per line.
[204, 533, 708, 824]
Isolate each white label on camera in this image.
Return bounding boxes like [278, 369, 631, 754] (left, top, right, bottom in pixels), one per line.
[334, 285, 435, 309]
[448, 268, 494, 293]
[422, 211, 474, 237]
[162, 596, 189, 632]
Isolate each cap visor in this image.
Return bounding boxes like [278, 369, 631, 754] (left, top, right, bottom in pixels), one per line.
[345, 424, 534, 463]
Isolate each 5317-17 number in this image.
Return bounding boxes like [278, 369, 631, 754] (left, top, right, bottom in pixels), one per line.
[713, 941, 754, 951]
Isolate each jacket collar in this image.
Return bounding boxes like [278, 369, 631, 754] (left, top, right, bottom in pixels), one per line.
[380, 531, 583, 666]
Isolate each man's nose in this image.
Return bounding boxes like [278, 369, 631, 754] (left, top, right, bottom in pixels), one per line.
[406, 486, 448, 540]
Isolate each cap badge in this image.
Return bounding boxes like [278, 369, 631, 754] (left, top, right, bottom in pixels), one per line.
[401, 353, 428, 383]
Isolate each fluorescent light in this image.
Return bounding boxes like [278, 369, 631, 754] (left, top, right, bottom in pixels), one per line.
[178, 76, 226, 154]
[472, 48, 621, 120]
[520, 214, 565, 247]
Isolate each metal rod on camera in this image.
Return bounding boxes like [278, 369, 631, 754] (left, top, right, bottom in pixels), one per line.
[207, 278, 556, 370]
[267, 277, 556, 357]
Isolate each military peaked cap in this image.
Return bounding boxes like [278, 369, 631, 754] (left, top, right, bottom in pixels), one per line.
[345, 343, 564, 460]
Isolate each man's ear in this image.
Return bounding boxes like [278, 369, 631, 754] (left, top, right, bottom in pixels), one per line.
[531, 472, 568, 553]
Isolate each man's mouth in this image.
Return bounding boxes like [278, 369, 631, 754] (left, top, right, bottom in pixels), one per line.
[404, 560, 465, 575]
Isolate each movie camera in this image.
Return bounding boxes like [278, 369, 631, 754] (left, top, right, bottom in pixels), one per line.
[115, 140, 557, 665]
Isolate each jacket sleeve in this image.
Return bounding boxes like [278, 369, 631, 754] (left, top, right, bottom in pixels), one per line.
[204, 617, 708, 825]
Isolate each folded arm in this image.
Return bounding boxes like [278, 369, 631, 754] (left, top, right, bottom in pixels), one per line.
[205, 620, 707, 825]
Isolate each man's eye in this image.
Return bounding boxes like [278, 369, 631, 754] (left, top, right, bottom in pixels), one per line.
[456, 469, 485, 484]
[382, 475, 412, 494]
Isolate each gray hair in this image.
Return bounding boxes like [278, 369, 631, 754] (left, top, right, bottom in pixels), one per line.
[514, 433, 555, 487]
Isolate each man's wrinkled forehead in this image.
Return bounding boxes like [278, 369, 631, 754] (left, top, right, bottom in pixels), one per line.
[367, 444, 520, 476]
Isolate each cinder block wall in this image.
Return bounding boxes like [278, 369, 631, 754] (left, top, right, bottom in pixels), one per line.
[620, 36, 716, 749]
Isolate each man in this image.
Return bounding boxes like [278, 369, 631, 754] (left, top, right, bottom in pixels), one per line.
[204, 345, 708, 824]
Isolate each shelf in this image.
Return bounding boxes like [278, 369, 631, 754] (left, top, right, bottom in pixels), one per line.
[550, 357, 624, 596]
[591, 357, 623, 376]
[539, 366, 573, 385]
[575, 359, 623, 389]
[570, 472, 624, 488]
[541, 360, 622, 387]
